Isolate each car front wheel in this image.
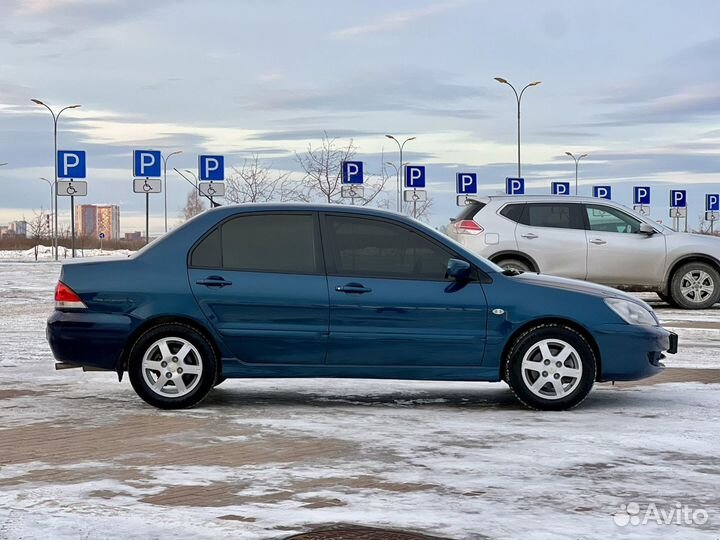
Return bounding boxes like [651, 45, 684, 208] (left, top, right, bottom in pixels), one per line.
[505, 324, 596, 411]
[670, 262, 720, 310]
[128, 323, 217, 409]
[495, 258, 532, 273]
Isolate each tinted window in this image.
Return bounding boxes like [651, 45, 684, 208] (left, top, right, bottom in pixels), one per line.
[454, 202, 486, 221]
[585, 205, 642, 233]
[190, 228, 221, 267]
[523, 204, 583, 229]
[325, 215, 452, 280]
[219, 213, 318, 273]
[500, 203, 525, 223]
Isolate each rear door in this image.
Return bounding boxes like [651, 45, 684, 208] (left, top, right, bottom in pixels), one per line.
[584, 204, 667, 286]
[515, 203, 588, 279]
[321, 213, 488, 367]
[188, 212, 328, 364]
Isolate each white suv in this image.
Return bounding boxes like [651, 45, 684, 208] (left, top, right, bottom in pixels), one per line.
[447, 195, 720, 309]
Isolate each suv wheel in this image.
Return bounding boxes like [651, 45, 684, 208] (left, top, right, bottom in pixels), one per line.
[669, 262, 720, 310]
[128, 323, 217, 409]
[505, 324, 596, 411]
[656, 291, 676, 306]
[495, 258, 532, 273]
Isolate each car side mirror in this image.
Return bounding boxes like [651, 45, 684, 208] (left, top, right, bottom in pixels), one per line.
[639, 223, 656, 235]
[446, 258, 472, 281]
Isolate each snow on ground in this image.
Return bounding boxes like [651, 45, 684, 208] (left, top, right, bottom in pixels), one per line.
[0, 245, 134, 261]
[0, 261, 719, 539]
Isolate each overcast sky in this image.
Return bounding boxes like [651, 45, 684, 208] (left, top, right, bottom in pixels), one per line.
[1, 0, 720, 232]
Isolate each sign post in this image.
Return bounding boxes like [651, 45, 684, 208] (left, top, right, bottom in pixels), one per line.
[404, 165, 426, 218]
[669, 190, 687, 232]
[57, 150, 87, 258]
[706, 194, 719, 234]
[341, 161, 364, 204]
[455, 172, 478, 206]
[633, 186, 651, 216]
[133, 150, 163, 245]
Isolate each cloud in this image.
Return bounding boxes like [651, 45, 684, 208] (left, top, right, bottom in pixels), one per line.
[331, 0, 470, 39]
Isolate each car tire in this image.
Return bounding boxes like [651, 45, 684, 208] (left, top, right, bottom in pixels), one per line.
[128, 323, 217, 410]
[669, 262, 720, 310]
[505, 323, 596, 411]
[495, 258, 532, 273]
[214, 375, 227, 388]
[656, 291, 676, 306]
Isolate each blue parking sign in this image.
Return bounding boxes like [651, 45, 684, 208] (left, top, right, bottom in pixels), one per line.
[670, 190, 687, 208]
[342, 161, 364, 184]
[133, 150, 162, 178]
[551, 181, 570, 195]
[57, 150, 86, 179]
[199, 155, 225, 181]
[633, 186, 651, 205]
[405, 165, 425, 188]
[706, 194, 719, 212]
[456, 173, 477, 194]
[505, 177, 524, 195]
[593, 185, 611, 199]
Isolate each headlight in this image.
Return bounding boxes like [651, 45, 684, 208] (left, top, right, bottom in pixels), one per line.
[605, 298, 658, 326]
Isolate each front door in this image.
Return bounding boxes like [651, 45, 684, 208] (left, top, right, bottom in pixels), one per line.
[514, 202, 588, 279]
[584, 204, 667, 287]
[321, 213, 488, 367]
[188, 212, 328, 364]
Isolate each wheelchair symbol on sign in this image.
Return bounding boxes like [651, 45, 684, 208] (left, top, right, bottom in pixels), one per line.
[207, 184, 217, 196]
[143, 181, 153, 192]
[66, 184, 77, 195]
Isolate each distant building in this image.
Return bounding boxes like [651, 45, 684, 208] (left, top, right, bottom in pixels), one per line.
[76, 204, 120, 240]
[8, 220, 28, 237]
[124, 231, 143, 241]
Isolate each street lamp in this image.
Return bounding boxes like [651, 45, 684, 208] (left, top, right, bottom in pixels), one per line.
[493, 78, 541, 178]
[185, 169, 199, 207]
[31, 99, 81, 260]
[162, 150, 182, 233]
[565, 152, 588, 195]
[385, 134, 416, 213]
[39, 177, 54, 242]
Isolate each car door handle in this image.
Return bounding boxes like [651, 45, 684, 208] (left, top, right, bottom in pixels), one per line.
[335, 283, 372, 294]
[589, 238, 607, 245]
[521, 233, 539, 239]
[196, 275, 233, 288]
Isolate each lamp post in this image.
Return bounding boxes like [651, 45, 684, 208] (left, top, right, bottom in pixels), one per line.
[31, 99, 81, 260]
[185, 169, 199, 208]
[565, 152, 588, 195]
[493, 78, 541, 178]
[39, 177, 54, 241]
[162, 150, 182, 233]
[385, 134, 416, 213]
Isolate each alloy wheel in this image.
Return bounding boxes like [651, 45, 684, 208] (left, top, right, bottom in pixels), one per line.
[680, 270, 715, 304]
[141, 337, 203, 398]
[520, 338, 583, 400]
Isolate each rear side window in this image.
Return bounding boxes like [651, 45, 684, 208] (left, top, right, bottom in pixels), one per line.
[522, 204, 584, 230]
[324, 215, 452, 280]
[190, 213, 319, 274]
[499, 203, 525, 223]
[454, 202, 486, 221]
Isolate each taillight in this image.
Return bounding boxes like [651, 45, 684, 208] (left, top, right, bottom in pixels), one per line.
[453, 220, 484, 235]
[55, 282, 87, 309]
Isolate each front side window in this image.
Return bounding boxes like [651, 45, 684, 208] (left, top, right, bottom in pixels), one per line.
[522, 203, 583, 229]
[190, 213, 319, 273]
[585, 205, 642, 234]
[324, 215, 452, 280]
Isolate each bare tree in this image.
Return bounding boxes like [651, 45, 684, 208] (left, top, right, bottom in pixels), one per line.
[402, 196, 433, 223]
[295, 133, 389, 206]
[182, 188, 206, 221]
[27, 209, 50, 261]
[225, 155, 291, 203]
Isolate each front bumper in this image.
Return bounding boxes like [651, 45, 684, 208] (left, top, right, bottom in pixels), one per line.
[593, 323, 677, 382]
[47, 310, 133, 371]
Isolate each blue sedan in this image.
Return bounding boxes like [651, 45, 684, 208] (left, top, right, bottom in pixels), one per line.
[47, 204, 677, 410]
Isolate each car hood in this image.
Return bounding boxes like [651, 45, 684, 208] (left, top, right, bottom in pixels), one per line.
[508, 271, 649, 306]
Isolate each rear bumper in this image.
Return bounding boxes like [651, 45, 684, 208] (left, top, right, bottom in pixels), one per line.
[46, 310, 133, 371]
[593, 323, 676, 381]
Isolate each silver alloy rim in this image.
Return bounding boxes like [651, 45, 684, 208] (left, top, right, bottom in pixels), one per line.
[141, 337, 203, 398]
[680, 270, 715, 304]
[521, 339, 583, 400]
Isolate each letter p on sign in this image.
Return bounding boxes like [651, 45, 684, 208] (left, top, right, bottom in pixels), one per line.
[199, 155, 225, 181]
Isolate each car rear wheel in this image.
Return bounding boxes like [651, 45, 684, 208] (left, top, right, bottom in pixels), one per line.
[505, 324, 596, 411]
[669, 262, 720, 310]
[656, 291, 677, 306]
[128, 323, 217, 409]
[495, 258, 532, 273]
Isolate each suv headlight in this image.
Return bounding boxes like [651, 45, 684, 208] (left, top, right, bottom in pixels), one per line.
[605, 298, 658, 326]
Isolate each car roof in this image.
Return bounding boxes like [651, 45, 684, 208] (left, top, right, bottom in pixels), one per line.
[204, 202, 409, 219]
[467, 195, 618, 205]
